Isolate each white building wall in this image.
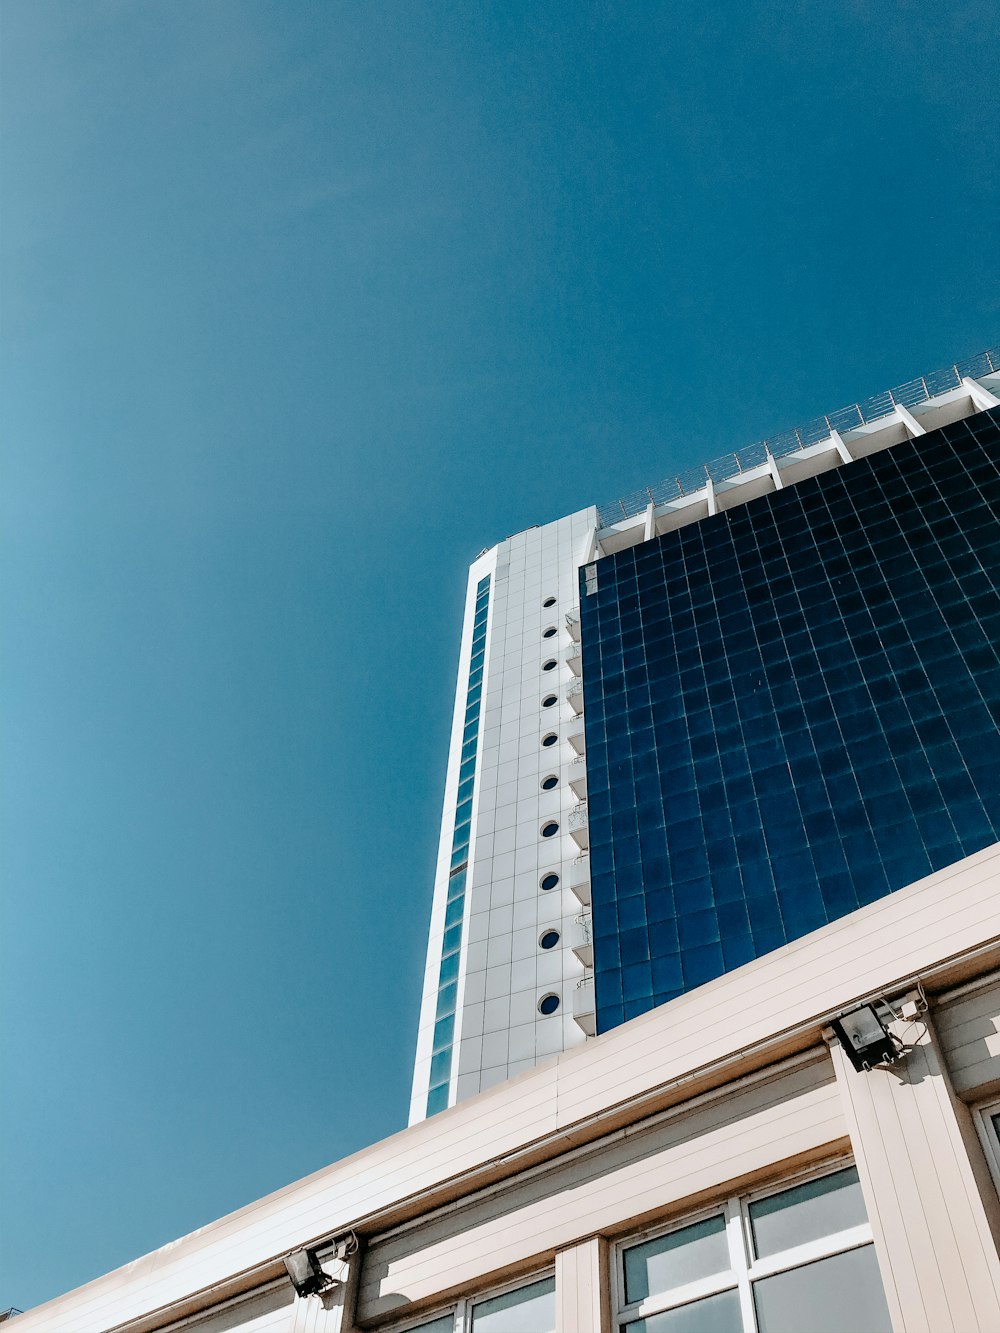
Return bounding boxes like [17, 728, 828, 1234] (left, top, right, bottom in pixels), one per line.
[410, 509, 598, 1122]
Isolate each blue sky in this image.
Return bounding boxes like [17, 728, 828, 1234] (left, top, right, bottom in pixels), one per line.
[2, 0, 998, 1310]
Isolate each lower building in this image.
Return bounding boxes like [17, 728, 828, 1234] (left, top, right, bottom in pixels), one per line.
[16, 841, 1000, 1332]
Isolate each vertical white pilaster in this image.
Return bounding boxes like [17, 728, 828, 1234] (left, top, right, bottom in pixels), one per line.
[829, 1010, 1000, 1332]
[555, 1237, 611, 1333]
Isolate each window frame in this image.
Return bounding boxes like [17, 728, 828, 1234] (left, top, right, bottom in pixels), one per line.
[385, 1268, 556, 1333]
[972, 1095, 1000, 1197]
[614, 1158, 878, 1332]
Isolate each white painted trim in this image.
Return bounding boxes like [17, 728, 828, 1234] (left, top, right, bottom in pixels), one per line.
[893, 402, 926, 437]
[828, 428, 853, 464]
[964, 378, 1000, 411]
[765, 449, 785, 490]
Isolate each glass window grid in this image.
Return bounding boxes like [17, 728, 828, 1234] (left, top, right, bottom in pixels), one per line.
[584, 417, 1000, 1031]
[386, 1270, 555, 1333]
[427, 576, 490, 1116]
[615, 1162, 878, 1333]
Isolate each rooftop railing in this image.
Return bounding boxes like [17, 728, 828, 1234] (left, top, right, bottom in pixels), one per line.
[596, 346, 1000, 529]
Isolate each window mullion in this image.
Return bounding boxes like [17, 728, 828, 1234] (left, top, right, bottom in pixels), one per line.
[725, 1196, 757, 1333]
[745, 1223, 874, 1281]
[630, 1271, 737, 1320]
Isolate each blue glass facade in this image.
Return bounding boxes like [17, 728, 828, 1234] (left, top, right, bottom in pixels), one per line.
[582, 409, 1000, 1033]
[426, 575, 490, 1116]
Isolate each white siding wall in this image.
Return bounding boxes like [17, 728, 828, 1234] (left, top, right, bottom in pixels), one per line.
[360, 1058, 844, 1321]
[936, 977, 1000, 1098]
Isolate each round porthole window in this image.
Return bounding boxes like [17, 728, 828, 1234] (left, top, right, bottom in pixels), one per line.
[542, 659, 557, 672]
[543, 596, 557, 608]
[542, 694, 558, 708]
[542, 626, 557, 639]
[540, 873, 559, 891]
[538, 993, 560, 1016]
[540, 775, 558, 791]
[541, 821, 559, 838]
[541, 732, 558, 747]
[539, 930, 560, 950]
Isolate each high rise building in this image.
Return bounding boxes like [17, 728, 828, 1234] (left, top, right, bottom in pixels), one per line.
[20, 350, 1000, 1333]
[411, 350, 1000, 1120]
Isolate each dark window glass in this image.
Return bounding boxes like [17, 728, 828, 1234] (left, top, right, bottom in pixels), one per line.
[584, 412, 1000, 1035]
[538, 993, 560, 1015]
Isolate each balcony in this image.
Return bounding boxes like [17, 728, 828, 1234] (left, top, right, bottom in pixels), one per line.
[571, 913, 593, 968]
[565, 607, 581, 643]
[565, 640, 582, 676]
[568, 801, 589, 850]
[570, 853, 591, 906]
[568, 754, 587, 800]
[567, 680, 584, 716]
[568, 718, 586, 755]
[573, 976, 596, 1036]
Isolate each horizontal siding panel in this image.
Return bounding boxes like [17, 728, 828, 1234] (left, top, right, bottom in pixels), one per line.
[359, 1063, 844, 1320]
[936, 981, 1000, 1031]
[950, 1053, 1000, 1097]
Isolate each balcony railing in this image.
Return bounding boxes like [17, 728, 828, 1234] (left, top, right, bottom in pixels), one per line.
[572, 912, 594, 968]
[569, 801, 589, 850]
[596, 346, 1000, 528]
[573, 975, 596, 1036]
[570, 852, 591, 906]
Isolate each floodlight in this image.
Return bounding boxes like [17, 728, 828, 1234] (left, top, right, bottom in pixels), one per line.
[831, 1003, 899, 1072]
[283, 1248, 329, 1297]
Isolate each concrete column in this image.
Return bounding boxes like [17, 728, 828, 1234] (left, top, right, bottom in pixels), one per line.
[829, 1006, 1000, 1333]
[555, 1236, 611, 1333]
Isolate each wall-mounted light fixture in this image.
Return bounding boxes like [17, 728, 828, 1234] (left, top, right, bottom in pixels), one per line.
[283, 1231, 359, 1298]
[831, 1002, 900, 1072]
[283, 1249, 329, 1298]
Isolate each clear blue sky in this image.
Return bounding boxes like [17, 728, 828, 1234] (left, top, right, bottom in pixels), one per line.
[2, 0, 997, 1311]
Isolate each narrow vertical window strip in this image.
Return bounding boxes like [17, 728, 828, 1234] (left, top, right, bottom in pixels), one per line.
[427, 575, 491, 1115]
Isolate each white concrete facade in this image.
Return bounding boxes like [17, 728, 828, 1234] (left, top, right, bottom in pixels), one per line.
[17, 842, 1000, 1332]
[410, 511, 599, 1122]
